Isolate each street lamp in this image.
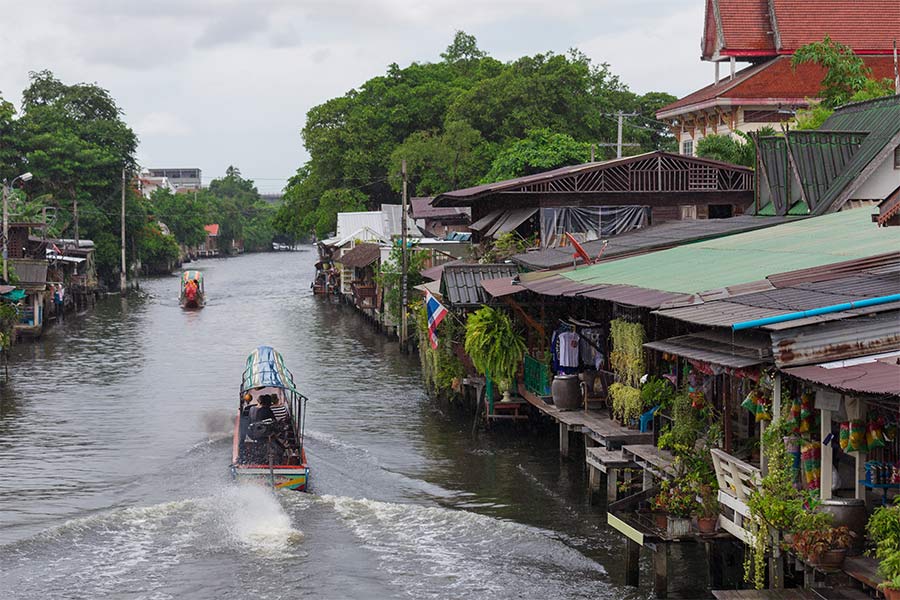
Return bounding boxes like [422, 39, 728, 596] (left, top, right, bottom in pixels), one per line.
[2, 172, 33, 282]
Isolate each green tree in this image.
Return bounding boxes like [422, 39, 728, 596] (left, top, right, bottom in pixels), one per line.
[696, 128, 775, 167]
[313, 188, 367, 239]
[482, 128, 590, 181]
[389, 119, 490, 196]
[792, 36, 894, 108]
[148, 188, 209, 247]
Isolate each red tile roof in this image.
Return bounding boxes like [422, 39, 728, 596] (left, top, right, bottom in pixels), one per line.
[717, 0, 774, 55]
[771, 0, 900, 54]
[703, 0, 900, 59]
[204, 224, 219, 236]
[658, 55, 897, 117]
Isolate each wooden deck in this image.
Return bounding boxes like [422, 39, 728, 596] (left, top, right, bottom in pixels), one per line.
[518, 384, 653, 455]
[712, 589, 870, 599]
[622, 444, 677, 479]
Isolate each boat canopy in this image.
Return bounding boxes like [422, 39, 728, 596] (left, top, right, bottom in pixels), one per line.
[182, 270, 203, 284]
[241, 345, 298, 394]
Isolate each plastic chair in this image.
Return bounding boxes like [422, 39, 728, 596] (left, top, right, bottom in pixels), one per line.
[639, 405, 660, 433]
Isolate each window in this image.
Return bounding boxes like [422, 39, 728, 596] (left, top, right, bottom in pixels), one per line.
[680, 205, 697, 220]
[894, 145, 900, 169]
[708, 204, 734, 219]
[682, 139, 693, 156]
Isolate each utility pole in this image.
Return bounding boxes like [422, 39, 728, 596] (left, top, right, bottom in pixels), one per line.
[400, 159, 408, 352]
[120, 168, 127, 293]
[1, 181, 7, 283]
[74, 198, 79, 247]
[597, 111, 640, 159]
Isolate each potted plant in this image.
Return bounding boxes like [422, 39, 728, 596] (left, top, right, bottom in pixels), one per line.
[866, 501, 900, 598]
[651, 490, 669, 530]
[464, 306, 526, 403]
[791, 526, 852, 568]
[695, 483, 719, 534]
[657, 479, 698, 537]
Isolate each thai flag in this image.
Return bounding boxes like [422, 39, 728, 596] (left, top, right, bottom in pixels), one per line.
[424, 290, 448, 350]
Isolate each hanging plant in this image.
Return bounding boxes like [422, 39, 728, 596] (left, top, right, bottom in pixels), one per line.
[610, 382, 642, 422]
[464, 306, 526, 391]
[609, 319, 645, 387]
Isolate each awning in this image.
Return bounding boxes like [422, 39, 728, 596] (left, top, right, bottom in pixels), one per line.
[469, 210, 503, 232]
[783, 351, 900, 396]
[644, 330, 771, 369]
[484, 208, 538, 238]
[413, 280, 442, 300]
[481, 276, 525, 298]
[47, 253, 86, 264]
[1, 289, 26, 302]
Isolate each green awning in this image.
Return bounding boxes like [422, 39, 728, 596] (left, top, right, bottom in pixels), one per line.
[1, 289, 26, 302]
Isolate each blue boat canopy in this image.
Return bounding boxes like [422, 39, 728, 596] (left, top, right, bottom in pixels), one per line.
[241, 345, 298, 394]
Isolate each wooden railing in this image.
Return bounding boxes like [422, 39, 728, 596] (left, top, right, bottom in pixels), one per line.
[710, 448, 761, 544]
[351, 282, 377, 309]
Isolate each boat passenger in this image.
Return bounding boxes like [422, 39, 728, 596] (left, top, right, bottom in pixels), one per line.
[270, 397, 289, 422]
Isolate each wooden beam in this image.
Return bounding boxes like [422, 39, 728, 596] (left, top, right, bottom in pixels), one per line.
[502, 296, 545, 339]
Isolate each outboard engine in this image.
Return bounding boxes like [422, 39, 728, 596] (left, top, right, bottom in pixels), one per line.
[248, 418, 276, 440]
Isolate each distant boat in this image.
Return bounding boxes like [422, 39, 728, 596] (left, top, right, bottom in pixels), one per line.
[231, 346, 310, 491]
[180, 270, 205, 309]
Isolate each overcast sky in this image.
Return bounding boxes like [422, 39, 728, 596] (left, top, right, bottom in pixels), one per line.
[0, 0, 727, 193]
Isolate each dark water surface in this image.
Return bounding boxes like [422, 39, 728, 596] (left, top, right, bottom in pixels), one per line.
[0, 251, 708, 599]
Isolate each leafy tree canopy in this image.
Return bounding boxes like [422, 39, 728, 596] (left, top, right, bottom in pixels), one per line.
[792, 36, 894, 109]
[276, 32, 677, 240]
[696, 128, 776, 168]
[482, 128, 590, 182]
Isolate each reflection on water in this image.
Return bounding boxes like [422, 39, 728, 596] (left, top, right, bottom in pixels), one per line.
[0, 251, 708, 599]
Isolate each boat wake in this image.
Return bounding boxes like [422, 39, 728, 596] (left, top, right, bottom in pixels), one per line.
[307, 494, 610, 599]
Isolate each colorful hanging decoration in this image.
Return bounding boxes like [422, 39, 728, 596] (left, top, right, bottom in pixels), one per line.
[839, 421, 850, 451]
[867, 414, 886, 450]
[801, 441, 821, 490]
[798, 392, 814, 434]
[790, 395, 802, 434]
[846, 419, 867, 453]
[741, 388, 771, 422]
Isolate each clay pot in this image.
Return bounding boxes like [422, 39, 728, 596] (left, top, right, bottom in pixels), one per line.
[697, 516, 717, 534]
[653, 512, 668, 530]
[882, 587, 900, 600]
[818, 498, 866, 555]
[551, 374, 581, 411]
[817, 548, 847, 569]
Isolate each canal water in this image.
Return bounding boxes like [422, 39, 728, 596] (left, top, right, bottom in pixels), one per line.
[0, 251, 709, 599]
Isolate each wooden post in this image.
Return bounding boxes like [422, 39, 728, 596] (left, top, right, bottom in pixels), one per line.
[820, 408, 833, 500]
[846, 397, 867, 500]
[653, 545, 668, 598]
[625, 538, 640, 586]
[607, 468, 618, 502]
[120, 168, 127, 293]
[559, 422, 569, 458]
[769, 529, 784, 589]
[400, 159, 408, 352]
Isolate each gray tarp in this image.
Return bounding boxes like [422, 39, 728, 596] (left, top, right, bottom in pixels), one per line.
[540, 206, 649, 248]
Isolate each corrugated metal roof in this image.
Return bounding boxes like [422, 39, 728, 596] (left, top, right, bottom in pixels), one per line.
[481, 277, 523, 298]
[513, 215, 793, 270]
[645, 330, 772, 369]
[409, 197, 469, 221]
[440, 264, 518, 308]
[337, 243, 381, 269]
[580, 285, 689, 309]
[380, 204, 421, 237]
[770, 310, 900, 367]
[562, 208, 899, 294]
[336, 212, 384, 239]
[784, 353, 900, 396]
[656, 253, 900, 328]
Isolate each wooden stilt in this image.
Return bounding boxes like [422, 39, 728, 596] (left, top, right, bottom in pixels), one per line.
[625, 538, 640, 586]
[653, 544, 668, 598]
[559, 422, 569, 458]
[607, 468, 618, 502]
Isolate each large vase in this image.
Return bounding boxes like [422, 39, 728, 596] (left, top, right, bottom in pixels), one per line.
[818, 498, 867, 555]
[551, 375, 581, 411]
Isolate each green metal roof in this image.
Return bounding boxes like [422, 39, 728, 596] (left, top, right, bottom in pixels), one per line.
[561, 208, 899, 294]
[756, 95, 900, 217]
[812, 95, 900, 215]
